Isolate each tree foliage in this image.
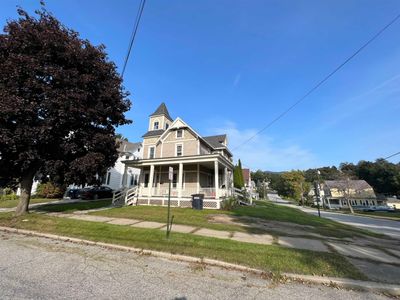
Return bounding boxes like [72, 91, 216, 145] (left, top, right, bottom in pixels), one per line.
[0, 6, 131, 214]
[252, 159, 400, 201]
[279, 171, 305, 202]
[233, 159, 245, 188]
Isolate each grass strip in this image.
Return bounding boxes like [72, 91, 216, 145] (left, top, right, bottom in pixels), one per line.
[0, 212, 366, 280]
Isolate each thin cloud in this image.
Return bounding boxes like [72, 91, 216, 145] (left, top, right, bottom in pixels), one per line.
[233, 73, 241, 87]
[208, 121, 317, 171]
[320, 73, 400, 131]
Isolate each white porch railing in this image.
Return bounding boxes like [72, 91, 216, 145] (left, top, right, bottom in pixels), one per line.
[112, 186, 138, 206]
[125, 186, 138, 205]
[137, 186, 229, 199]
[112, 188, 127, 206]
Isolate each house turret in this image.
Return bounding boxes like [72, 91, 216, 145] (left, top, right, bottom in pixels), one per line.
[148, 102, 173, 132]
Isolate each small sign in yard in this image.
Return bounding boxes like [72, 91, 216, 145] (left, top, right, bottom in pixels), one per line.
[166, 167, 173, 238]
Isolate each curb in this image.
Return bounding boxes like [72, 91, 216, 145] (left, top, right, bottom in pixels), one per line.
[0, 226, 399, 296]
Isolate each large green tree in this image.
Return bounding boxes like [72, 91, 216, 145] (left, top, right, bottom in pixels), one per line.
[356, 159, 400, 196]
[280, 171, 305, 202]
[0, 6, 131, 215]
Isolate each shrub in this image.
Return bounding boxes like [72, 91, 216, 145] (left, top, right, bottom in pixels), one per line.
[0, 194, 19, 201]
[36, 182, 64, 198]
[220, 197, 238, 211]
[2, 187, 14, 195]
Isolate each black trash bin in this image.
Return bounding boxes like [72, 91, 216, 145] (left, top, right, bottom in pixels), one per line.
[191, 194, 204, 210]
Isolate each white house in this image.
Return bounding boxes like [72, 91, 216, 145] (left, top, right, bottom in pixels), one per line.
[101, 140, 143, 190]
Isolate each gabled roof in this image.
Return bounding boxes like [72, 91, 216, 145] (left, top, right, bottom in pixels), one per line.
[117, 140, 142, 153]
[142, 129, 165, 138]
[203, 135, 226, 149]
[150, 102, 173, 121]
[324, 180, 373, 191]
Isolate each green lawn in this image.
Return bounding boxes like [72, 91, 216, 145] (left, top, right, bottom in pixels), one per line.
[0, 212, 365, 280]
[0, 197, 61, 209]
[357, 211, 400, 221]
[90, 200, 383, 239]
[36, 199, 112, 213]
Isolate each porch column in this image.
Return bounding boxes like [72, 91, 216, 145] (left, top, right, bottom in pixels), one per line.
[122, 165, 128, 188]
[148, 164, 155, 197]
[157, 165, 162, 195]
[178, 163, 183, 198]
[224, 167, 228, 188]
[137, 168, 144, 197]
[214, 160, 219, 199]
[196, 164, 200, 194]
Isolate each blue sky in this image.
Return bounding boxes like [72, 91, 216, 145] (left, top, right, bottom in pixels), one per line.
[2, 0, 400, 171]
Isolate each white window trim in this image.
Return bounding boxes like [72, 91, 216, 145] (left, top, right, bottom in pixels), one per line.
[148, 146, 155, 159]
[175, 143, 183, 157]
[176, 129, 184, 139]
[153, 121, 159, 130]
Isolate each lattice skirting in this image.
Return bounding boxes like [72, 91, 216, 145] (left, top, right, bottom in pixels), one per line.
[136, 197, 221, 209]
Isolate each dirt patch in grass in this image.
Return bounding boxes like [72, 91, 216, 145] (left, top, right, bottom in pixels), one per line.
[207, 214, 322, 238]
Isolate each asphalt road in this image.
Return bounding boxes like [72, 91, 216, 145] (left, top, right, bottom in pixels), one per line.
[0, 232, 389, 300]
[296, 206, 400, 239]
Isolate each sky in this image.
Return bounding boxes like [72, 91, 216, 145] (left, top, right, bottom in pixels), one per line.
[1, 0, 400, 171]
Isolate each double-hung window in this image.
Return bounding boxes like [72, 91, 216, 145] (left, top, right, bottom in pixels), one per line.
[176, 144, 183, 157]
[153, 121, 159, 130]
[149, 147, 155, 159]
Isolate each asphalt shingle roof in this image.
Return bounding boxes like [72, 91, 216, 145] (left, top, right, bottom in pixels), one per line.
[324, 180, 373, 191]
[150, 102, 173, 121]
[142, 129, 165, 138]
[203, 134, 226, 149]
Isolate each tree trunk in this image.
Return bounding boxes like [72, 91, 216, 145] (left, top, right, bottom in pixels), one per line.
[15, 171, 35, 216]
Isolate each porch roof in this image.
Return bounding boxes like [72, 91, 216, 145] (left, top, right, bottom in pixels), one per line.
[122, 153, 233, 169]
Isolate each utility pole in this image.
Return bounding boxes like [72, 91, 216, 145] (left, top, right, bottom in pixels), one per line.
[300, 181, 304, 207]
[314, 170, 321, 217]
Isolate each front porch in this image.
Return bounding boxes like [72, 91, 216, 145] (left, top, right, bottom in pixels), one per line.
[123, 155, 234, 209]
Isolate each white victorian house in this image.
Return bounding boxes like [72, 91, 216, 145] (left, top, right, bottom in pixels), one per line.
[120, 103, 234, 209]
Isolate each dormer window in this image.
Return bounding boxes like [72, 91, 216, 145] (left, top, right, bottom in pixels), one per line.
[153, 121, 159, 130]
[176, 129, 183, 138]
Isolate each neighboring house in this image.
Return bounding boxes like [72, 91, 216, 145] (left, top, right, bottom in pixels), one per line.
[16, 181, 39, 196]
[65, 139, 143, 193]
[122, 103, 234, 209]
[242, 168, 259, 200]
[386, 197, 400, 210]
[101, 140, 143, 190]
[322, 180, 377, 209]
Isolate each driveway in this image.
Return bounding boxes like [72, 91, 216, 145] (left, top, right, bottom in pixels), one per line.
[0, 232, 389, 300]
[282, 204, 400, 239]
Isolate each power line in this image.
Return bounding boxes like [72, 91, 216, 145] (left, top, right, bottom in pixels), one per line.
[384, 151, 400, 160]
[232, 13, 400, 151]
[121, 0, 146, 79]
